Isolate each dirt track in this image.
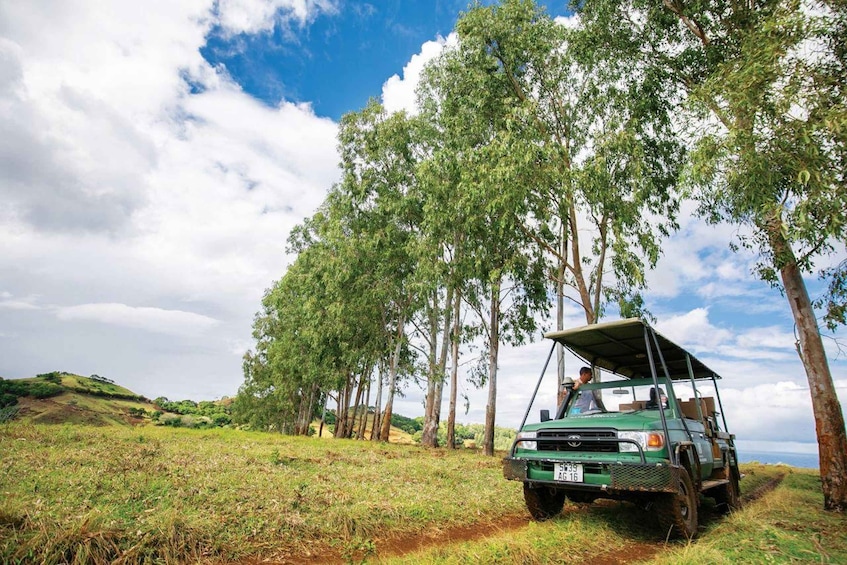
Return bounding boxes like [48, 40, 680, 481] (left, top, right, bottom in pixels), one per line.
[259, 472, 787, 564]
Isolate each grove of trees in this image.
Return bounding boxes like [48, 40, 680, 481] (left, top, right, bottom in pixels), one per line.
[235, 0, 847, 509]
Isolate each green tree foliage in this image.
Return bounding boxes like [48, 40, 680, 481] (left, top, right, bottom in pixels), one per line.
[450, 0, 683, 326]
[414, 0, 682, 454]
[153, 397, 231, 428]
[390, 413, 423, 434]
[237, 1, 685, 456]
[577, 0, 847, 510]
[0, 378, 63, 400]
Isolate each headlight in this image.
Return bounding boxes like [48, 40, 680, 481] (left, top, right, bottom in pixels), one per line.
[618, 431, 664, 452]
[517, 430, 537, 450]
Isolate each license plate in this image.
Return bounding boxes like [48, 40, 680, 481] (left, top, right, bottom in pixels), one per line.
[554, 462, 583, 482]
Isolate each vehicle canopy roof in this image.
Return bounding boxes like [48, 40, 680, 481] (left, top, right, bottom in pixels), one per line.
[545, 318, 721, 381]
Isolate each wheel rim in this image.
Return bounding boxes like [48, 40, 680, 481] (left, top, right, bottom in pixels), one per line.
[679, 476, 693, 522]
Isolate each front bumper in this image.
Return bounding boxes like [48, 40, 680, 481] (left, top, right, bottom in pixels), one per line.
[503, 456, 681, 494]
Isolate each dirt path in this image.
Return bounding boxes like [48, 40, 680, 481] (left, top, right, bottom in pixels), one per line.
[248, 473, 788, 564]
[739, 472, 787, 504]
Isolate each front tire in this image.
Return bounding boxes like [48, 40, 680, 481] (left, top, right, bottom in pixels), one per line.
[657, 470, 699, 538]
[713, 466, 740, 514]
[523, 484, 566, 521]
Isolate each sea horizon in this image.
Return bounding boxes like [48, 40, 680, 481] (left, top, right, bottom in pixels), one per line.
[738, 449, 819, 469]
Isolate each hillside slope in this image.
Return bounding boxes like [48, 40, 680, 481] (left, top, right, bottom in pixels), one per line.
[1, 372, 156, 426]
[1, 373, 419, 441]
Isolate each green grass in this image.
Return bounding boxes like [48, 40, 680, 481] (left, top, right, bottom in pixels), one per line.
[649, 469, 847, 564]
[2, 423, 844, 564]
[380, 465, 846, 565]
[0, 423, 521, 563]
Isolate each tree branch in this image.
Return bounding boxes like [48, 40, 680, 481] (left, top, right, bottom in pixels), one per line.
[663, 0, 711, 46]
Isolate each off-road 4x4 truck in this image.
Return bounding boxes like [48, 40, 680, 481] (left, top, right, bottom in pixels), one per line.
[503, 318, 740, 538]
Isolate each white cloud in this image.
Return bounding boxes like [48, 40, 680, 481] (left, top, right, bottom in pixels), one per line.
[656, 308, 734, 351]
[554, 14, 580, 29]
[381, 34, 457, 115]
[216, 0, 338, 35]
[0, 293, 40, 310]
[55, 303, 219, 336]
[0, 0, 340, 396]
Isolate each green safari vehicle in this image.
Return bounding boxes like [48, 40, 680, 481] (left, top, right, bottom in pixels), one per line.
[503, 318, 740, 538]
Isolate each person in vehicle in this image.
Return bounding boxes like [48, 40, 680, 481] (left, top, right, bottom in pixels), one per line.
[571, 367, 605, 413]
[646, 387, 668, 409]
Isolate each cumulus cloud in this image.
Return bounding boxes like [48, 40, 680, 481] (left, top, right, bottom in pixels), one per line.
[216, 0, 339, 36]
[0, 0, 340, 396]
[381, 34, 457, 115]
[656, 308, 734, 351]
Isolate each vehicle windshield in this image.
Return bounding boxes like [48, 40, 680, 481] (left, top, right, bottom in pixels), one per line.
[564, 381, 672, 417]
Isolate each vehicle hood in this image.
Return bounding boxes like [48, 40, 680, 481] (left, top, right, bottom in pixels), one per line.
[524, 412, 664, 432]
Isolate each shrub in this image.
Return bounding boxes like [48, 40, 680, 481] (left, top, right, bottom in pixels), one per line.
[0, 406, 19, 423]
[159, 414, 183, 427]
[90, 374, 115, 384]
[28, 382, 63, 399]
[212, 413, 232, 427]
[37, 372, 62, 384]
[0, 394, 18, 408]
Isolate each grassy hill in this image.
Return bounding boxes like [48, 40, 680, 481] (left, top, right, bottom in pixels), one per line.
[0, 372, 156, 426]
[0, 373, 420, 442]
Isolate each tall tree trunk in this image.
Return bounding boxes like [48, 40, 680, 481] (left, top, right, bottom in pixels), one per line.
[423, 285, 454, 447]
[371, 363, 385, 441]
[484, 277, 502, 457]
[769, 222, 847, 511]
[380, 317, 406, 442]
[358, 376, 371, 440]
[447, 289, 462, 449]
[568, 201, 595, 324]
[336, 375, 355, 439]
[296, 384, 316, 436]
[335, 381, 348, 439]
[557, 220, 567, 396]
[350, 373, 366, 439]
[380, 374, 397, 442]
[421, 297, 440, 447]
[431, 287, 453, 446]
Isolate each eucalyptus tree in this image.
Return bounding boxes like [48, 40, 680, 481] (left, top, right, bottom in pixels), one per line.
[285, 190, 407, 439]
[577, 0, 847, 509]
[337, 102, 464, 450]
[417, 8, 553, 456]
[451, 0, 683, 400]
[335, 101, 427, 442]
[234, 246, 340, 434]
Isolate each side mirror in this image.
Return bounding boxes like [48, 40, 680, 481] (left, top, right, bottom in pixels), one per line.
[540, 409, 551, 422]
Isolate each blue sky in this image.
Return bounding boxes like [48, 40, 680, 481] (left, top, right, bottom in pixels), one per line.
[202, 1, 476, 120]
[0, 0, 844, 455]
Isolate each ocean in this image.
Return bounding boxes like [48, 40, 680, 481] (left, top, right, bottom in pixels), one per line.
[738, 450, 819, 469]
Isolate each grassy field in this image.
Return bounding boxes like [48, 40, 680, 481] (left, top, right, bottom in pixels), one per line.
[1, 423, 844, 564]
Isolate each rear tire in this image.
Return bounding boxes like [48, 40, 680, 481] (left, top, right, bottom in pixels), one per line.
[713, 466, 740, 514]
[523, 484, 566, 521]
[657, 470, 699, 538]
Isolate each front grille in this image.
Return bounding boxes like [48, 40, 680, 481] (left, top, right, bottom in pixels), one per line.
[537, 429, 619, 453]
[610, 463, 679, 492]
